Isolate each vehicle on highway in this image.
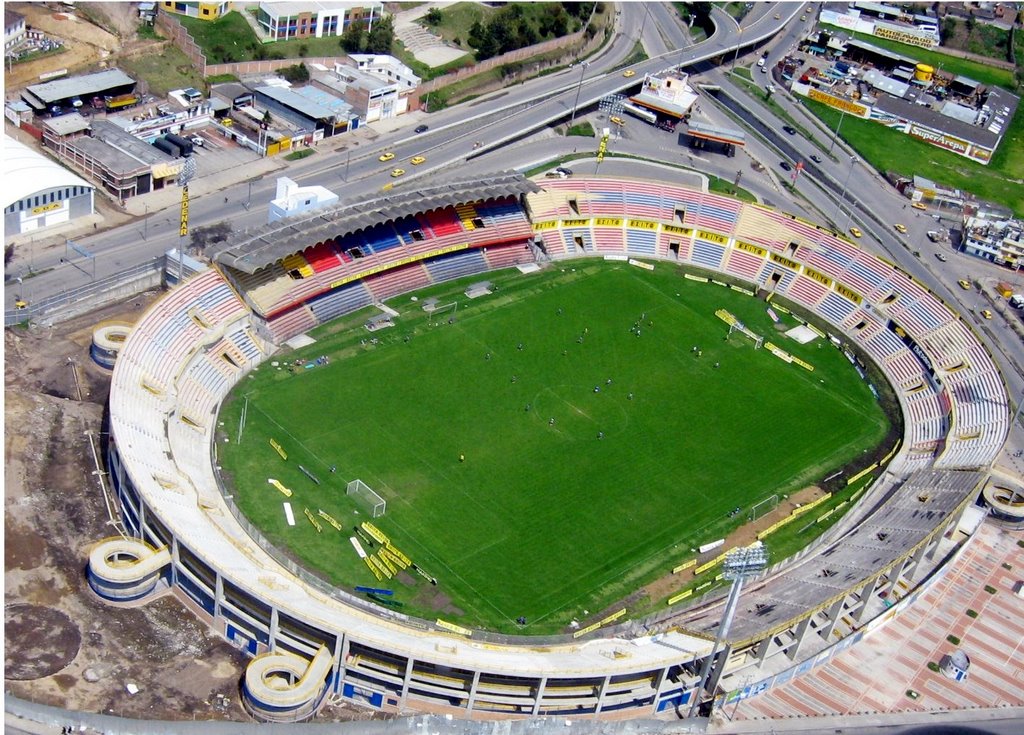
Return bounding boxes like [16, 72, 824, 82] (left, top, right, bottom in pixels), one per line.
[893, 223, 907, 233]
[391, 168, 405, 178]
[849, 227, 862, 238]
[782, 125, 797, 135]
[935, 253, 948, 262]
[958, 279, 972, 290]
[623, 70, 635, 78]
[779, 161, 792, 171]
[610, 116, 625, 126]
[14, 298, 28, 310]
[774, 13, 781, 19]
[546, 166, 573, 179]
[809, 154, 822, 163]
[911, 201, 927, 210]
[411, 155, 426, 165]
[981, 309, 993, 319]
[379, 152, 395, 162]
[414, 124, 429, 134]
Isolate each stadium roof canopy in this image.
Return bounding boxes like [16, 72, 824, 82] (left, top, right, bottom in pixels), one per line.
[3, 135, 93, 209]
[209, 171, 540, 274]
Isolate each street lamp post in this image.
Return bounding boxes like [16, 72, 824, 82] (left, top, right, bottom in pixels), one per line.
[731, 27, 743, 70]
[828, 108, 846, 155]
[686, 542, 768, 719]
[143, 203, 149, 240]
[835, 155, 857, 226]
[569, 61, 589, 128]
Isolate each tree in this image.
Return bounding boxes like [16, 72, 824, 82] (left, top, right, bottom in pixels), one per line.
[5, 243, 14, 267]
[340, 22, 367, 53]
[190, 221, 232, 252]
[298, 43, 308, 57]
[262, 109, 272, 129]
[425, 8, 442, 25]
[278, 62, 309, 84]
[366, 16, 394, 54]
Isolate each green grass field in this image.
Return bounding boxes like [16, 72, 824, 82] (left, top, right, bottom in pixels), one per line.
[218, 261, 890, 633]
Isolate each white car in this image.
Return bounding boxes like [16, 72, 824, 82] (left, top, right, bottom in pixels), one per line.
[190, 135, 204, 147]
[757, 58, 766, 68]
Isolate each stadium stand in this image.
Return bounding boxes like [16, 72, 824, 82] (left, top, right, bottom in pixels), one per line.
[100, 174, 1008, 723]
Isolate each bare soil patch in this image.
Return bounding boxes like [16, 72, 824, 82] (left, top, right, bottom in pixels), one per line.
[2, 301, 401, 723]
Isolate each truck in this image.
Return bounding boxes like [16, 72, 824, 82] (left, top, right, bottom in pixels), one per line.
[105, 93, 140, 112]
[165, 133, 193, 157]
[1009, 294, 1024, 310]
[152, 136, 181, 158]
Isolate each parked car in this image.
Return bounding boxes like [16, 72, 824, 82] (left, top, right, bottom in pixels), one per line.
[190, 135, 204, 147]
[414, 124, 429, 134]
[609, 116, 625, 126]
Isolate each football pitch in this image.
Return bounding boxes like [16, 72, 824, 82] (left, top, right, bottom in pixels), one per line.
[218, 261, 892, 633]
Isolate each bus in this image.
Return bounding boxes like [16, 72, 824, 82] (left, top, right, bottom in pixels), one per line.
[622, 102, 657, 125]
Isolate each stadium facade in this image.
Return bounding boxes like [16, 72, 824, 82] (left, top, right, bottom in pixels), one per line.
[94, 173, 1006, 722]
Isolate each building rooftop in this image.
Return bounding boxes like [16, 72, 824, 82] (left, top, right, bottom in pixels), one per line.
[292, 85, 353, 119]
[255, 85, 342, 122]
[84, 119, 177, 172]
[3, 135, 92, 209]
[42, 112, 92, 136]
[23, 69, 136, 108]
[874, 86, 1019, 150]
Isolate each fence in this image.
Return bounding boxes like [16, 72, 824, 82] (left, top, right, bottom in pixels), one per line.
[4, 257, 166, 328]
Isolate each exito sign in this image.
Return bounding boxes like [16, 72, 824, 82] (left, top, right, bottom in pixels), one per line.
[807, 88, 868, 117]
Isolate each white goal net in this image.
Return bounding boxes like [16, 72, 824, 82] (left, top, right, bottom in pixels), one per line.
[347, 479, 386, 518]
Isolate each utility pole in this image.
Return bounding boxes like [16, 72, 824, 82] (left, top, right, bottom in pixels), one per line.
[569, 61, 590, 128]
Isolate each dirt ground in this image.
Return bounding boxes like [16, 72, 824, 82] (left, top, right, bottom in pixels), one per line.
[3, 300, 377, 723]
[6, 2, 158, 90]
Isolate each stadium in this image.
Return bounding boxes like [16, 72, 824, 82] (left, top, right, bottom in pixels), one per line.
[90, 171, 1008, 722]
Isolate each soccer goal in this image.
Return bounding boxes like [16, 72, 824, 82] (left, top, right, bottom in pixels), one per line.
[347, 479, 386, 518]
[748, 494, 779, 523]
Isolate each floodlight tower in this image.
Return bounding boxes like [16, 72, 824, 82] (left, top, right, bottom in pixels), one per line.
[177, 155, 198, 283]
[686, 541, 768, 719]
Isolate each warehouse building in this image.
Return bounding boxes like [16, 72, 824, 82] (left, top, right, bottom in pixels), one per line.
[4, 136, 94, 236]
